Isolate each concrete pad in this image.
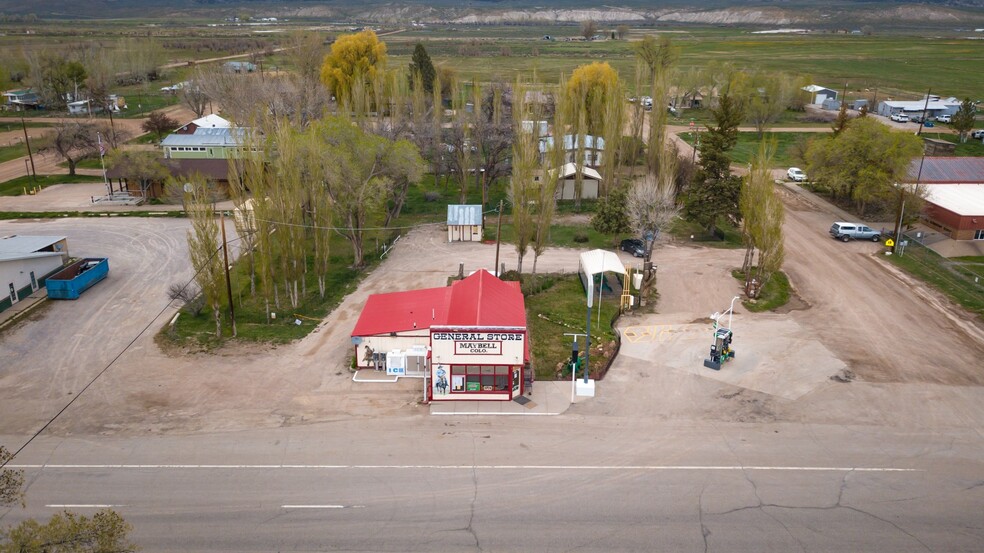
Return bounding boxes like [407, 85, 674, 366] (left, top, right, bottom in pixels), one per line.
[620, 314, 846, 401]
[429, 381, 572, 416]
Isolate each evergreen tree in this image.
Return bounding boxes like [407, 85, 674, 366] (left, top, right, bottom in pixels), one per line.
[952, 98, 976, 143]
[591, 186, 632, 241]
[832, 101, 850, 136]
[683, 93, 745, 235]
[408, 43, 436, 93]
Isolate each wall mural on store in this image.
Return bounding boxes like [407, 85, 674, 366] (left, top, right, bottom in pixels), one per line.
[434, 366, 449, 395]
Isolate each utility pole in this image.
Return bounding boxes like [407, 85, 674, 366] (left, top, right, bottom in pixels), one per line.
[21, 115, 36, 177]
[106, 104, 117, 146]
[220, 212, 237, 337]
[915, 88, 931, 136]
[493, 199, 503, 276]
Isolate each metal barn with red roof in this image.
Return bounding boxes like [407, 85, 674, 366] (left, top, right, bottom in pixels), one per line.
[351, 270, 531, 401]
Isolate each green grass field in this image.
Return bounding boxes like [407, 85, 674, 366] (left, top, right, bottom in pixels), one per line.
[680, 131, 823, 167]
[388, 32, 984, 99]
[0, 142, 29, 164]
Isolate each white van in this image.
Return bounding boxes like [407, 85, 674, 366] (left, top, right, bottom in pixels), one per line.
[936, 114, 952, 123]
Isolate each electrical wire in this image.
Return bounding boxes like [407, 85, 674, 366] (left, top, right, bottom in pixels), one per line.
[0, 204, 488, 468]
[0, 238, 236, 470]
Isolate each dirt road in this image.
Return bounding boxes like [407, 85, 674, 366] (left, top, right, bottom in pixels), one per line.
[778, 184, 984, 384]
[0, 104, 197, 184]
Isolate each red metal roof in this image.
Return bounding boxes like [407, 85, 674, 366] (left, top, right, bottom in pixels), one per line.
[351, 270, 526, 337]
[350, 286, 451, 336]
[445, 270, 526, 327]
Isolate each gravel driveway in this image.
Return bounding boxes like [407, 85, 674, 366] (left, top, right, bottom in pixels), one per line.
[1, 187, 981, 436]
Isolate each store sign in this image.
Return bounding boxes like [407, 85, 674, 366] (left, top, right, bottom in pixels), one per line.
[455, 341, 501, 355]
[433, 332, 523, 356]
[431, 330, 525, 363]
[432, 332, 524, 342]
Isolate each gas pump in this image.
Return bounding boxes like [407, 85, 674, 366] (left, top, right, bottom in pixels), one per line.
[703, 327, 735, 370]
[703, 296, 739, 371]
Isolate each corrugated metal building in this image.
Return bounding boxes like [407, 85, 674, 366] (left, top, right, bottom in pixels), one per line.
[447, 204, 483, 242]
[910, 158, 984, 240]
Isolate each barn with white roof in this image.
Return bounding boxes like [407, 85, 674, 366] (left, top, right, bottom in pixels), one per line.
[911, 158, 984, 240]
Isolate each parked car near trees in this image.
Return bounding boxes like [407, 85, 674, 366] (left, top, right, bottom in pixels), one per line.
[787, 167, 807, 182]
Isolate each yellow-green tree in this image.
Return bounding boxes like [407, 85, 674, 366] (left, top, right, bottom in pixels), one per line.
[564, 62, 620, 137]
[182, 177, 224, 338]
[320, 30, 387, 107]
[740, 140, 785, 298]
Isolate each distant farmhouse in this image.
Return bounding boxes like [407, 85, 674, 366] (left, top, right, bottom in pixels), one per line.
[877, 95, 963, 120]
[1, 88, 41, 111]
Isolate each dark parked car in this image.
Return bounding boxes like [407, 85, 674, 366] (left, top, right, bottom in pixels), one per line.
[620, 238, 645, 257]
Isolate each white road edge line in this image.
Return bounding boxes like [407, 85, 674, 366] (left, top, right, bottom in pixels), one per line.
[282, 505, 346, 509]
[10, 464, 921, 472]
[46, 504, 125, 508]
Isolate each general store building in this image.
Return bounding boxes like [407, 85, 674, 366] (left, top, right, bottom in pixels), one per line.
[351, 269, 531, 401]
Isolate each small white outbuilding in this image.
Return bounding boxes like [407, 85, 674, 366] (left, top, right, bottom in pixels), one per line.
[447, 204, 483, 242]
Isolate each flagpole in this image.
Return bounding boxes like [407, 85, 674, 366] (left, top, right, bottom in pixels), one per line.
[97, 132, 111, 197]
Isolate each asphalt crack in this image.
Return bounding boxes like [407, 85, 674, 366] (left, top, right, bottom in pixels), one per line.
[698, 484, 710, 553]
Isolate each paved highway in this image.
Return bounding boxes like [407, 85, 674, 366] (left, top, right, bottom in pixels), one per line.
[4, 415, 982, 552]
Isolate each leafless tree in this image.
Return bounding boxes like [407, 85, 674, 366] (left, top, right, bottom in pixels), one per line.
[627, 144, 680, 299]
[288, 31, 327, 84]
[196, 66, 329, 128]
[44, 121, 99, 175]
[181, 81, 210, 118]
[167, 282, 205, 316]
[581, 20, 598, 40]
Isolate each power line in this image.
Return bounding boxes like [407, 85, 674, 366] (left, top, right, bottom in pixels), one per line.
[0, 239, 236, 470]
[0, 205, 499, 468]
[248, 205, 501, 231]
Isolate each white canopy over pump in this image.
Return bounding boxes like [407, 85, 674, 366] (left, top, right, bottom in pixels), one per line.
[578, 250, 626, 308]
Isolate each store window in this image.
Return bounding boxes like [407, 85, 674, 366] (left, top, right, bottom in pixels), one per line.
[974, 229, 984, 240]
[450, 365, 512, 392]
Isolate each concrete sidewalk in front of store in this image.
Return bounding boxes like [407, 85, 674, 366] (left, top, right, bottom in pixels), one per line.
[429, 381, 578, 416]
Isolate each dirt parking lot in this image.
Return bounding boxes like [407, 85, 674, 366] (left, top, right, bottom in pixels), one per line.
[0, 183, 982, 436]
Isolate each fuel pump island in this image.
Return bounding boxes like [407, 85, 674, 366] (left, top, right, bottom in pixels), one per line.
[704, 296, 739, 371]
